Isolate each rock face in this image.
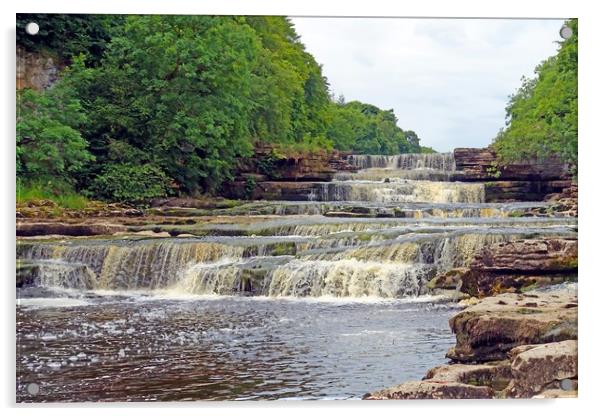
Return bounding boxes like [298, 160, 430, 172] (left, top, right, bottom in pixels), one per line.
[446, 288, 578, 363]
[453, 148, 570, 181]
[222, 144, 357, 200]
[17, 47, 61, 91]
[366, 380, 495, 400]
[224, 180, 320, 201]
[483, 180, 572, 202]
[452, 148, 572, 202]
[460, 238, 577, 297]
[233, 143, 355, 183]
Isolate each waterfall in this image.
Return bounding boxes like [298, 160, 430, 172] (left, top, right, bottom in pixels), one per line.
[266, 259, 435, 298]
[18, 241, 248, 290]
[16, 229, 554, 297]
[312, 181, 485, 203]
[347, 153, 456, 171]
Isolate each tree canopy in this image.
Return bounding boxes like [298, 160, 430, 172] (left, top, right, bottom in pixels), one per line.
[16, 14, 432, 203]
[493, 19, 577, 173]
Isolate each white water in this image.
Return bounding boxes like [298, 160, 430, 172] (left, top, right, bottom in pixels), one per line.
[17, 153, 576, 299]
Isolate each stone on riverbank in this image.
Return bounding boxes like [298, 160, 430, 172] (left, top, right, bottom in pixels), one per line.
[365, 339, 577, 400]
[446, 288, 577, 362]
[365, 380, 495, 400]
[504, 340, 577, 398]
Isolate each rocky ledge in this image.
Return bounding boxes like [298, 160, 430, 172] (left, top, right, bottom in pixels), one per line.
[365, 286, 578, 399]
[428, 238, 577, 298]
[460, 238, 578, 298]
[452, 148, 574, 202]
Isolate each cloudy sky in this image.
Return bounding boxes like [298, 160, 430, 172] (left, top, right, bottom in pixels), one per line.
[290, 18, 565, 152]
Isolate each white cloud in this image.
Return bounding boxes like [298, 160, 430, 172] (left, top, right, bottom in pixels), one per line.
[290, 17, 565, 152]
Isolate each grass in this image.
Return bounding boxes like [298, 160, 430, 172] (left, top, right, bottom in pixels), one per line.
[17, 183, 89, 210]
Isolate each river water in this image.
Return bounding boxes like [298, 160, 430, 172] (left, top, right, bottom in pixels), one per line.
[16, 153, 577, 402]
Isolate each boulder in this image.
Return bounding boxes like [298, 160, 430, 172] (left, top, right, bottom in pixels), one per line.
[504, 340, 577, 398]
[427, 268, 468, 290]
[365, 380, 494, 400]
[446, 287, 578, 362]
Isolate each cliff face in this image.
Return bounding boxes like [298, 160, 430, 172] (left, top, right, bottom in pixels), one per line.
[223, 144, 356, 200]
[453, 148, 573, 202]
[16, 47, 62, 91]
[453, 147, 570, 181]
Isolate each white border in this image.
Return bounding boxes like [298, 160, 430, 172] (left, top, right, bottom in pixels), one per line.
[3, 1, 601, 415]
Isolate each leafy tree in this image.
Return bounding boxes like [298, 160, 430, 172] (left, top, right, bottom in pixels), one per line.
[246, 17, 332, 147]
[70, 15, 260, 195]
[17, 14, 123, 67]
[493, 19, 577, 172]
[16, 85, 93, 187]
[326, 100, 425, 154]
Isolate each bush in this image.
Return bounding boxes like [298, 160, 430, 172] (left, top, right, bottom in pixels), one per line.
[89, 164, 170, 205]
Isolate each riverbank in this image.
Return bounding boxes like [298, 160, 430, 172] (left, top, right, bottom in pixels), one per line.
[365, 235, 578, 400]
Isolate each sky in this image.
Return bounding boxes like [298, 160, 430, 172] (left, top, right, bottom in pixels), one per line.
[290, 18, 565, 152]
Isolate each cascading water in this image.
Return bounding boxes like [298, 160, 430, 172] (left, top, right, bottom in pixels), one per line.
[17, 151, 576, 299]
[347, 153, 456, 170]
[16, 151, 577, 402]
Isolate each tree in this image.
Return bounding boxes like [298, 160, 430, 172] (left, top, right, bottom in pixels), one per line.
[70, 15, 260, 195]
[17, 14, 124, 67]
[16, 84, 93, 187]
[326, 100, 425, 154]
[493, 19, 577, 172]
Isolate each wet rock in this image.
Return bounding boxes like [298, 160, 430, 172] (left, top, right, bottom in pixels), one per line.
[533, 389, 577, 398]
[504, 340, 577, 398]
[365, 380, 494, 400]
[425, 361, 512, 390]
[446, 288, 577, 362]
[427, 268, 468, 290]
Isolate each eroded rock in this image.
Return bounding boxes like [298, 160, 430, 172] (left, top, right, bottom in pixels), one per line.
[504, 340, 577, 398]
[446, 287, 577, 362]
[365, 380, 494, 400]
[460, 238, 577, 297]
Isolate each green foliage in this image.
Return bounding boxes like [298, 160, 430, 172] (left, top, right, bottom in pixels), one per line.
[244, 176, 256, 199]
[89, 164, 170, 204]
[246, 17, 332, 147]
[16, 15, 431, 204]
[69, 15, 260, 195]
[493, 19, 577, 172]
[16, 86, 94, 185]
[419, 146, 437, 154]
[326, 100, 423, 154]
[17, 14, 124, 67]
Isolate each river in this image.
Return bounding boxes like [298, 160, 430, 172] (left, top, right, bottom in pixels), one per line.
[16, 153, 577, 401]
